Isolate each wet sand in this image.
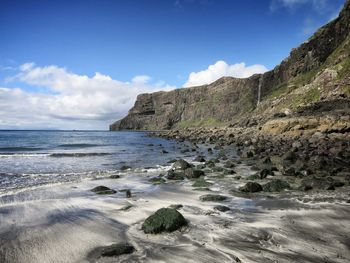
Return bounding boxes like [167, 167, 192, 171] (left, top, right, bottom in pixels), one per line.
[0, 164, 350, 263]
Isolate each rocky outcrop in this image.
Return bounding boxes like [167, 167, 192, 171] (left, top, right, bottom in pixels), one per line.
[110, 0, 350, 131]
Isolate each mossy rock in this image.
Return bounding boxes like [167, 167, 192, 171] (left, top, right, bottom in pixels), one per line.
[166, 170, 185, 180]
[149, 177, 166, 184]
[90, 186, 116, 195]
[239, 182, 263, 193]
[200, 194, 228, 202]
[88, 243, 135, 258]
[192, 178, 213, 187]
[247, 174, 259, 180]
[142, 208, 187, 234]
[263, 179, 291, 192]
[184, 168, 205, 179]
[101, 243, 134, 257]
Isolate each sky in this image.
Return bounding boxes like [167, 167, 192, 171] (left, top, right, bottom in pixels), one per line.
[0, 0, 346, 130]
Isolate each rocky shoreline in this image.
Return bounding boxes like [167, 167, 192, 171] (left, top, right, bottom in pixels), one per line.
[150, 123, 350, 195]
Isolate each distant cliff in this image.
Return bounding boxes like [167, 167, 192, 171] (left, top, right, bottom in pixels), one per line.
[110, 0, 350, 131]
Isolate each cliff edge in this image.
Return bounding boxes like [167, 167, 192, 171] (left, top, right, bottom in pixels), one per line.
[110, 0, 350, 131]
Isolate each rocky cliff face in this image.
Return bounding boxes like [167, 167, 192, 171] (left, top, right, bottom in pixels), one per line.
[110, 0, 350, 131]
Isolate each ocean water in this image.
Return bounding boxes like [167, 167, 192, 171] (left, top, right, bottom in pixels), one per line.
[0, 130, 190, 194]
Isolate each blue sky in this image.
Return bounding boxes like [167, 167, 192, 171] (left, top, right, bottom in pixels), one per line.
[0, 0, 346, 129]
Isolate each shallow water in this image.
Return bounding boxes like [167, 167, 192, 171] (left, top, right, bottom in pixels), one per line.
[0, 130, 208, 194]
[0, 131, 349, 263]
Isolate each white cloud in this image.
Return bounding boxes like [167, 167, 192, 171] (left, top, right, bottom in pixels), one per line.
[131, 75, 151, 84]
[1, 63, 174, 130]
[183, 60, 268, 87]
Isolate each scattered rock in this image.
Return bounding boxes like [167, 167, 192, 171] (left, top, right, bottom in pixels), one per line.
[184, 168, 205, 179]
[90, 186, 116, 195]
[166, 169, 185, 180]
[109, 174, 120, 179]
[200, 194, 228, 202]
[173, 159, 192, 170]
[142, 208, 187, 234]
[263, 179, 291, 192]
[214, 205, 230, 212]
[168, 204, 183, 210]
[100, 243, 135, 257]
[126, 189, 132, 198]
[239, 182, 263, 193]
[192, 178, 213, 187]
[194, 156, 206, 162]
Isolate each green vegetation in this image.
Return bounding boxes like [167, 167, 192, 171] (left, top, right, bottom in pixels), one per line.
[178, 118, 226, 128]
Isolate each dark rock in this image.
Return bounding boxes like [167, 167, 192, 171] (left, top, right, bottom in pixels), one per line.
[109, 174, 120, 179]
[168, 204, 183, 210]
[184, 168, 205, 179]
[90, 186, 116, 195]
[224, 161, 236, 168]
[214, 205, 230, 212]
[161, 149, 169, 154]
[194, 156, 206, 162]
[300, 176, 344, 191]
[173, 159, 191, 170]
[142, 208, 187, 234]
[100, 243, 135, 257]
[200, 194, 228, 202]
[283, 167, 296, 176]
[239, 182, 263, 193]
[223, 169, 236, 175]
[259, 168, 274, 179]
[263, 179, 291, 192]
[126, 189, 132, 198]
[166, 169, 185, 180]
[274, 112, 287, 118]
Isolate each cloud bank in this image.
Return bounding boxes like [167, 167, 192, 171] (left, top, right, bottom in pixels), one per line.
[183, 60, 268, 87]
[1, 63, 174, 130]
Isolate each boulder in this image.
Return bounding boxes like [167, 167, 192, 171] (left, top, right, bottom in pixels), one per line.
[239, 182, 263, 193]
[90, 186, 116, 195]
[300, 177, 344, 191]
[100, 243, 134, 257]
[173, 159, 191, 170]
[184, 168, 205, 179]
[214, 205, 230, 212]
[194, 156, 206, 162]
[166, 169, 185, 180]
[142, 208, 187, 234]
[263, 179, 291, 192]
[200, 194, 228, 202]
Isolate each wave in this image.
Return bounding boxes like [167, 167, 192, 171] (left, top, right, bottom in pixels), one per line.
[50, 153, 111, 157]
[0, 146, 44, 152]
[0, 153, 50, 158]
[56, 143, 101, 149]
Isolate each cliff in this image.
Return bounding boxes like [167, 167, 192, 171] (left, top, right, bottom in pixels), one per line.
[110, 0, 350, 131]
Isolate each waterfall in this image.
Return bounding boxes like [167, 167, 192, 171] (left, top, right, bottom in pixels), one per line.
[257, 75, 263, 106]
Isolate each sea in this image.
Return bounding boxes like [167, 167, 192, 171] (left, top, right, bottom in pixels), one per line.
[0, 130, 192, 195]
